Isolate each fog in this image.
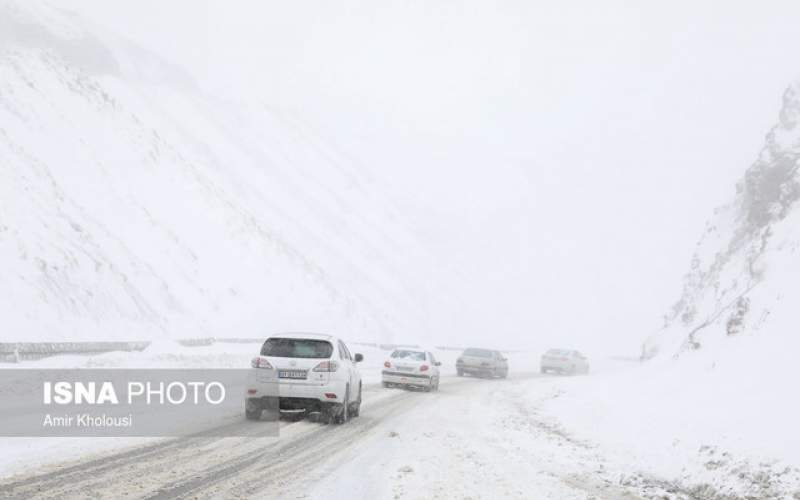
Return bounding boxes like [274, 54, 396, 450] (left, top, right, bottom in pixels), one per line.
[65, 0, 800, 354]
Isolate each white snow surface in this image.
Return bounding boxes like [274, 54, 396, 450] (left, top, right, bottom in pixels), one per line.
[0, 344, 505, 479]
[0, 0, 452, 344]
[535, 80, 800, 498]
[648, 80, 800, 360]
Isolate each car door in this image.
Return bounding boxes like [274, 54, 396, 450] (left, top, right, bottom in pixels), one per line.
[427, 352, 439, 379]
[494, 351, 505, 371]
[346, 342, 362, 398]
[338, 340, 358, 403]
[570, 351, 584, 371]
[575, 351, 588, 371]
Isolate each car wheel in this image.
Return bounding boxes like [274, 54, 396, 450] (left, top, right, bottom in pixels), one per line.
[382, 381, 390, 388]
[500, 370, 508, 379]
[318, 409, 332, 425]
[434, 377, 440, 391]
[350, 383, 362, 418]
[334, 386, 350, 425]
[457, 369, 463, 377]
[540, 367, 547, 374]
[245, 400, 261, 421]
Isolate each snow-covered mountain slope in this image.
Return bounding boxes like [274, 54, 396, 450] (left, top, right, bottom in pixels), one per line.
[0, 0, 442, 342]
[533, 96, 800, 497]
[647, 80, 800, 359]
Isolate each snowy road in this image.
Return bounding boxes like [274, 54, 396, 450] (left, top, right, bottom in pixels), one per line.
[0, 371, 707, 500]
[0, 376, 466, 499]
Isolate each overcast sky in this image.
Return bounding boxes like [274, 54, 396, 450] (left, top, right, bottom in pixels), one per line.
[67, 0, 800, 353]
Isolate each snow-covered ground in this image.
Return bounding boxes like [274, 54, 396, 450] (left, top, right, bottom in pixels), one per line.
[0, 343, 533, 480]
[8, 351, 796, 499]
[540, 352, 800, 498]
[311, 357, 800, 500]
[0, 354, 646, 499]
[3, 331, 799, 498]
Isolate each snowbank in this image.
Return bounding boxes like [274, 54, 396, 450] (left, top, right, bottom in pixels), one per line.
[525, 80, 800, 498]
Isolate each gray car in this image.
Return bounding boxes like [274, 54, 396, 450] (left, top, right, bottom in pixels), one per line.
[540, 349, 590, 375]
[456, 348, 508, 378]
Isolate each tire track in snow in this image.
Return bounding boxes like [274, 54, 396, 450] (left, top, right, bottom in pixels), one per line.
[0, 376, 493, 499]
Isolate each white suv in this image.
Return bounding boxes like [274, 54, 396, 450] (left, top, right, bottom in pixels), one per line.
[245, 333, 363, 424]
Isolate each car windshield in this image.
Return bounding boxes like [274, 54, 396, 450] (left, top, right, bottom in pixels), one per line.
[391, 350, 425, 361]
[463, 348, 492, 358]
[261, 338, 333, 358]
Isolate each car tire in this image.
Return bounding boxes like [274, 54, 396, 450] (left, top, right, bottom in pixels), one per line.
[540, 367, 547, 374]
[350, 383, 362, 418]
[382, 381, 390, 388]
[500, 370, 508, 379]
[319, 409, 332, 425]
[245, 400, 261, 421]
[334, 386, 350, 425]
[457, 369, 463, 377]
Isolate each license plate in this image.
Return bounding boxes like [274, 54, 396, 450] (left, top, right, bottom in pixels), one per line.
[397, 366, 414, 372]
[278, 370, 307, 379]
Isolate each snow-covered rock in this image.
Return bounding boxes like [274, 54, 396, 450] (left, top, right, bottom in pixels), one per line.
[535, 81, 800, 498]
[648, 80, 800, 358]
[0, 0, 442, 343]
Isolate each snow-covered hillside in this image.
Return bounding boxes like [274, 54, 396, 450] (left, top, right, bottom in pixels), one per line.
[0, 0, 444, 342]
[531, 81, 800, 499]
[648, 80, 800, 358]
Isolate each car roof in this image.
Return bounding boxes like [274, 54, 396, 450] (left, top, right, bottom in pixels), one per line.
[266, 332, 336, 341]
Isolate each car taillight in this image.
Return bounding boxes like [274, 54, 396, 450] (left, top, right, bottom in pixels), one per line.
[384, 361, 391, 368]
[420, 364, 429, 372]
[313, 360, 339, 372]
[251, 357, 273, 369]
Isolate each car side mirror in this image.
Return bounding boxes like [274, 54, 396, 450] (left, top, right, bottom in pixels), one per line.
[435, 361, 442, 366]
[354, 353, 363, 363]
